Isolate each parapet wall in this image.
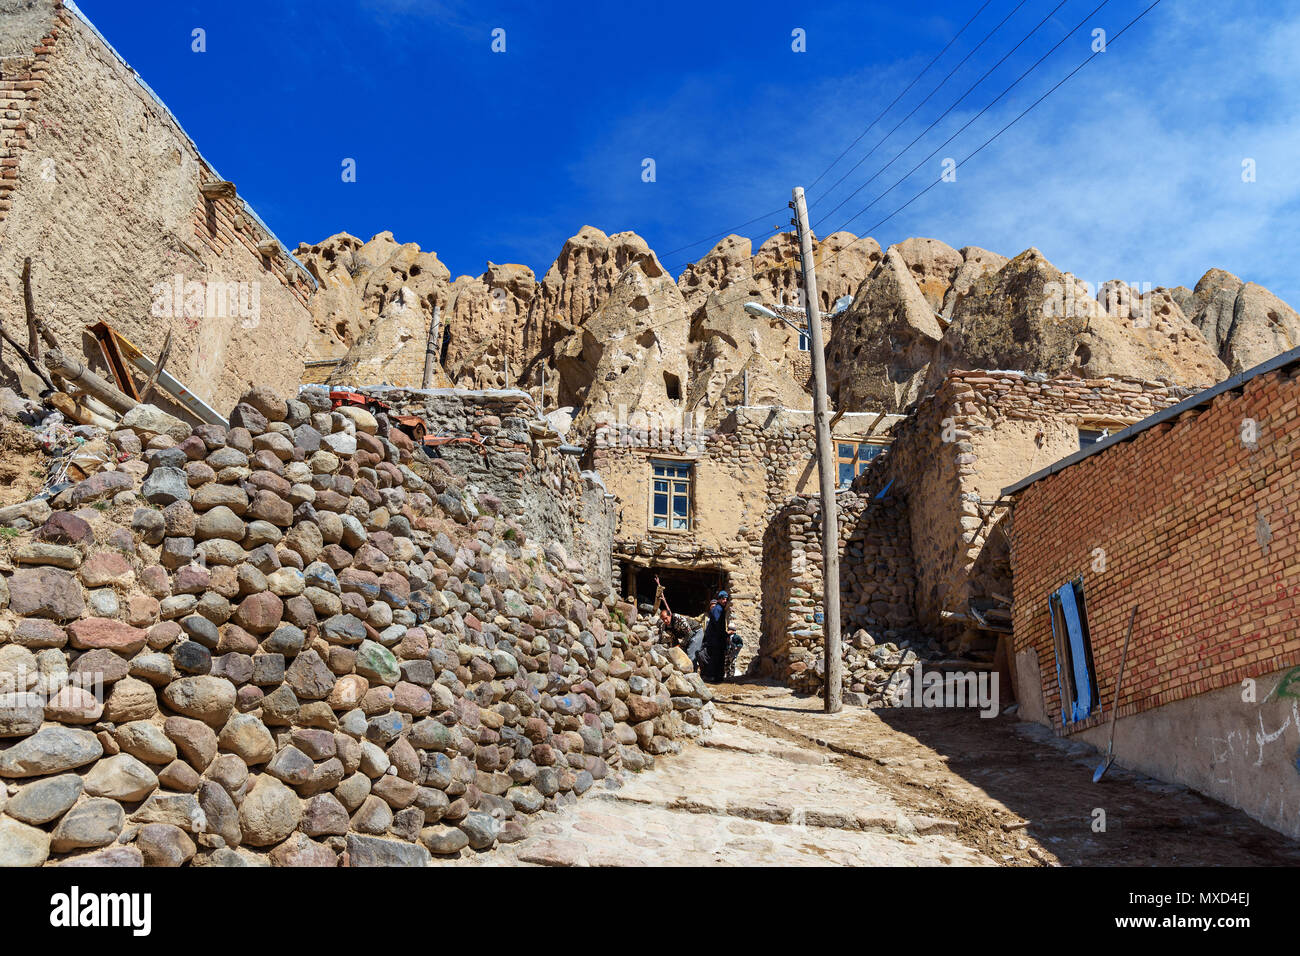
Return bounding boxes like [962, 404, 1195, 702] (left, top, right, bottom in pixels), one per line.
[314, 387, 614, 597]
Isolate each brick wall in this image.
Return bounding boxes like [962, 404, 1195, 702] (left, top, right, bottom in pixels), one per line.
[1007, 362, 1300, 735]
[0, 10, 57, 225]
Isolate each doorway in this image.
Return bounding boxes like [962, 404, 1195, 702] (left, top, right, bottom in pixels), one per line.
[626, 564, 728, 619]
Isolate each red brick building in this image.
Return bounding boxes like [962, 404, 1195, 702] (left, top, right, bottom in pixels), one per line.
[1004, 347, 1300, 838]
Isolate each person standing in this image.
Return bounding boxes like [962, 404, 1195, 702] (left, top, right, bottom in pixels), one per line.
[700, 590, 730, 683]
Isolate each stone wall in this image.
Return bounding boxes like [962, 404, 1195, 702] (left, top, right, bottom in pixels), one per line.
[310, 386, 614, 596]
[852, 370, 1198, 651]
[0, 0, 314, 417]
[759, 492, 917, 694]
[0, 384, 710, 867]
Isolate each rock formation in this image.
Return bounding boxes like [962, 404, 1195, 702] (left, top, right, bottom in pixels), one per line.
[1171, 269, 1300, 374]
[829, 244, 1231, 412]
[299, 227, 1298, 429]
[553, 253, 692, 430]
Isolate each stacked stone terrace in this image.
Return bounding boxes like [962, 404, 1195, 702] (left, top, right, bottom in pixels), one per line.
[0, 386, 712, 866]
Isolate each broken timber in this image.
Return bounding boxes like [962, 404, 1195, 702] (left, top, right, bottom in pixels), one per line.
[88, 321, 227, 427]
[43, 347, 135, 414]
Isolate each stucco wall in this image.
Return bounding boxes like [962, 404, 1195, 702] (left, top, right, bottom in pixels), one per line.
[1015, 657, 1300, 841]
[0, 1, 313, 417]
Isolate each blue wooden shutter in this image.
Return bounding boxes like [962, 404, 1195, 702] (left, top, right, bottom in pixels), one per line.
[1056, 582, 1094, 722]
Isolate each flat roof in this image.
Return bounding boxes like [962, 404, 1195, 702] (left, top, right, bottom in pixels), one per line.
[1002, 345, 1300, 497]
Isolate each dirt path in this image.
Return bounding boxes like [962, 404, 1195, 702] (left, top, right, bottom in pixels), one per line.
[450, 682, 1300, 867]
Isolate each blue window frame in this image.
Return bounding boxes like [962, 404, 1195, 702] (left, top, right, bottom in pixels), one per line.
[1049, 578, 1099, 724]
[836, 442, 883, 487]
[651, 461, 692, 530]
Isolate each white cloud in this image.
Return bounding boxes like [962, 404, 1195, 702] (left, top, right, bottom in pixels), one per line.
[582, 0, 1300, 304]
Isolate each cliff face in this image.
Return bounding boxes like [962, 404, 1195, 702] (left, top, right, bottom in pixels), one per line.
[299, 228, 1296, 426]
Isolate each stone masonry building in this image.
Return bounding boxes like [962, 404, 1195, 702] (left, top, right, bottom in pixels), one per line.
[587, 404, 897, 669]
[761, 369, 1202, 695]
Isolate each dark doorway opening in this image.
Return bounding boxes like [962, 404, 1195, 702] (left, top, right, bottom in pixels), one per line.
[625, 564, 727, 619]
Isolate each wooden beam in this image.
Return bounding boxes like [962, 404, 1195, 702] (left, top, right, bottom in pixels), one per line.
[200, 180, 236, 200]
[89, 322, 141, 402]
[140, 329, 173, 404]
[21, 257, 39, 361]
[43, 348, 137, 415]
[0, 315, 55, 392]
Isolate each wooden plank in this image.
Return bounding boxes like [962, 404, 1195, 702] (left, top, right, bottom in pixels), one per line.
[90, 322, 141, 401]
[89, 321, 226, 427]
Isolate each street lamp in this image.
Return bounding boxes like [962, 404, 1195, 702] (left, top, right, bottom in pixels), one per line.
[744, 300, 801, 332]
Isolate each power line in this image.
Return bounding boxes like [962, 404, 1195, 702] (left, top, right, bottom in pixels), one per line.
[666, 221, 788, 279]
[837, 0, 1164, 246]
[659, 207, 788, 264]
[809, 0, 1030, 209]
[617, 0, 1165, 343]
[827, 0, 1115, 237]
[812, 0, 1068, 231]
[655, 0, 995, 272]
[806, 0, 996, 194]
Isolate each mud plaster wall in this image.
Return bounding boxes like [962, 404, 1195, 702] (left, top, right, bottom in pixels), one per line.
[0, 1, 312, 416]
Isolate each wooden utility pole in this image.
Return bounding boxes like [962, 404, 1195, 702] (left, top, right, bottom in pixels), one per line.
[421, 305, 441, 389]
[43, 348, 135, 414]
[792, 186, 842, 714]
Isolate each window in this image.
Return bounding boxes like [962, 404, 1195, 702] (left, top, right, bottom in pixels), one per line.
[797, 326, 810, 351]
[663, 371, 681, 401]
[1078, 428, 1109, 449]
[1049, 579, 1099, 724]
[651, 461, 692, 530]
[836, 442, 883, 487]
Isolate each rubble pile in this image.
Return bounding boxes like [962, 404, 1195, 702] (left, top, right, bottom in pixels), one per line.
[0, 384, 713, 867]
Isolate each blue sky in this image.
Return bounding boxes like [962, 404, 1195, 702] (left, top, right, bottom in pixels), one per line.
[76, 0, 1300, 304]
